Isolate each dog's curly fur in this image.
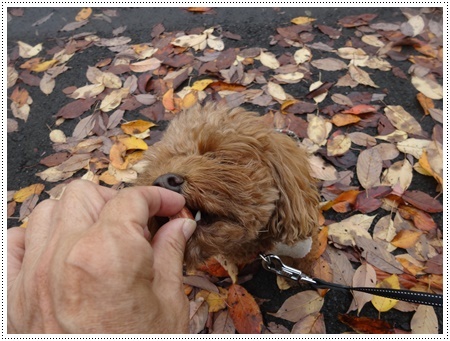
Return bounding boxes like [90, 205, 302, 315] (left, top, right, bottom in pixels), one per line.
[136, 103, 319, 269]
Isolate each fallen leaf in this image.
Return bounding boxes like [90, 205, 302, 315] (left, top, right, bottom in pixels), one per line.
[338, 314, 394, 333]
[349, 263, 377, 314]
[120, 120, 154, 136]
[371, 274, 400, 312]
[36, 166, 75, 182]
[19, 194, 40, 221]
[348, 64, 378, 88]
[259, 51, 280, 69]
[384, 105, 426, 137]
[391, 229, 424, 249]
[100, 88, 129, 112]
[69, 84, 105, 99]
[39, 73, 56, 95]
[189, 297, 209, 334]
[307, 115, 331, 146]
[411, 75, 443, 100]
[227, 284, 264, 334]
[172, 33, 207, 50]
[381, 159, 413, 195]
[398, 205, 437, 232]
[330, 113, 361, 127]
[18, 41, 43, 58]
[56, 153, 91, 172]
[129, 58, 162, 73]
[400, 15, 425, 37]
[75, 7, 92, 21]
[348, 132, 377, 147]
[311, 58, 347, 71]
[410, 304, 439, 334]
[341, 104, 377, 115]
[327, 134, 351, 156]
[294, 47, 312, 64]
[13, 183, 45, 203]
[402, 190, 443, 213]
[396, 138, 430, 159]
[268, 290, 324, 323]
[30, 59, 58, 73]
[328, 214, 374, 247]
[291, 16, 316, 25]
[291, 312, 326, 334]
[267, 81, 286, 101]
[211, 310, 235, 334]
[356, 148, 382, 189]
[416, 93, 434, 115]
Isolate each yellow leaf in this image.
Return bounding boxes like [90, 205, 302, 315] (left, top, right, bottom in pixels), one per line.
[291, 16, 316, 25]
[124, 150, 145, 165]
[371, 274, 400, 312]
[196, 288, 228, 313]
[121, 120, 155, 135]
[30, 59, 58, 73]
[191, 79, 214, 91]
[75, 7, 92, 21]
[99, 170, 119, 185]
[100, 88, 129, 112]
[181, 91, 198, 109]
[117, 136, 148, 151]
[13, 184, 45, 203]
[109, 141, 128, 170]
[280, 99, 298, 114]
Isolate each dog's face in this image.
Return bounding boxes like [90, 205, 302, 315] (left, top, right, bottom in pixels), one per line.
[136, 103, 319, 269]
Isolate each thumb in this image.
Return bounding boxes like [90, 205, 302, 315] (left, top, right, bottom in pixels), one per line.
[151, 218, 196, 287]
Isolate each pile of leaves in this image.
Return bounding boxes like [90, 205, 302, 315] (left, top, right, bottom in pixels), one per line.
[7, 7, 443, 334]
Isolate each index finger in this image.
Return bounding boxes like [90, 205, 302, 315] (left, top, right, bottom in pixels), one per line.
[97, 186, 185, 235]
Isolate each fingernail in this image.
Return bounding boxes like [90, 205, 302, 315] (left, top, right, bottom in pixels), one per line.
[181, 219, 197, 240]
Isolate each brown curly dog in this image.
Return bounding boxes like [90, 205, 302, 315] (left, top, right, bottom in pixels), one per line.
[136, 103, 319, 270]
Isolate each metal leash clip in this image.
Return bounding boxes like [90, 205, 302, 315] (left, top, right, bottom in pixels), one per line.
[259, 253, 316, 284]
[259, 253, 443, 307]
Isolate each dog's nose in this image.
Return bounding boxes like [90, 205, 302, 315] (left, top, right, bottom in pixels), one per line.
[152, 173, 185, 193]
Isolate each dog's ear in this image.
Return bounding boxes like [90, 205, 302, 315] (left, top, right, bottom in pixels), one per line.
[266, 132, 319, 244]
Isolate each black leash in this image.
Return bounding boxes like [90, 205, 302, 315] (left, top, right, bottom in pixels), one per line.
[260, 254, 443, 308]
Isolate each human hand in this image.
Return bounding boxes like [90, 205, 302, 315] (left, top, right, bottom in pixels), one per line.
[7, 180, 196, 333]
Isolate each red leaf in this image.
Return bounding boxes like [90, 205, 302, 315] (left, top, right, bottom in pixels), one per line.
[402, 190, 443, 213]
[341, 104, 378, 115]
[397, 205, 437, 231]
[227, 284, 263, 334]
[338, 313, 394, 333]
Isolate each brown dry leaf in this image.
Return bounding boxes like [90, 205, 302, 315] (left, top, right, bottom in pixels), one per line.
[347, 132, 377, 147]
[338, 314, 394, 333]
[420, 141, 443, 184]
[327, 134, 351, 156]
[10, 87, 30, 106]
[348, 64, 378, 88]
[402, 190, 443, 213]
[330, 113, 361, 127]
[268, 290, 324, 323]
[291, 312, 326, 334]
[416, 93, 434, 115]
[294, 47, 312, 64]
[397, 138, 430, 159]
[267, 81, 287, 101]
[227, 284, 264, 334]
[259, 51, 280, 69]
[70, 83, 105, 99]
[411, 75, 443, 100]
[18, 41, 43, 58]
[172, 33, 207, 50]
[75, 7, 92, 21]
[311, 58, 347, 71]
[100, 88, 129, 112]
[349, 263, 376, 314]
[121, 120, 155, 135]
[397, 205, 436, 232]
[11, 102, 31, 122]
[396, 254, 426, 276]
[400, 15, 425, 37]
[129, 58, 162, 73]
[356, 148, 382, 189]
[336, 47, 367, 60]
[381, 159, 413, 195]
[410, 305, 439, 334]
[384, 105, 426, 136]
[211, 310, 235, 334]
[391, 230, 424, 249]
[189, 297, 209, 334]
[56, 154, 91, 172]
[8, 66, 19, 88]
[109, 141, 128, 170]
[39, 73, 56, 95]
[13, 183, 45, 203]
[308, 155, 338, 181]
[36, 166, 75, 182]
[328, 214, 374, 247]
[307, 115, 331, 146]
[19, 194, 40, 221]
